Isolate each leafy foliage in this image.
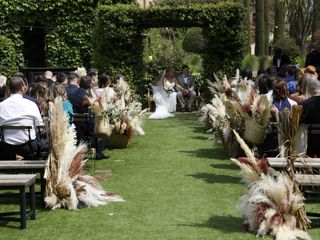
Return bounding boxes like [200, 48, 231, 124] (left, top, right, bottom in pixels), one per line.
[0, 35, 18, 77]
[93, 2, 247, 99]
[182, 28, 206, 54]
[0, 0, 99, 69]
[274, 36, 300, 63]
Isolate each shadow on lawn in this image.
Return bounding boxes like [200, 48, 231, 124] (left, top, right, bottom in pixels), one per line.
[181, 148, 227, 159]
[210, 163, 238, 171]
[187, 172, 240, 184]
[179, 215, 245, 233]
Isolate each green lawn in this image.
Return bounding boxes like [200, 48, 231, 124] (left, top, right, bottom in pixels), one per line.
[1, 113, 320, 239]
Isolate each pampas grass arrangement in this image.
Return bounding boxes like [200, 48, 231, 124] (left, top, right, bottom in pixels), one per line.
[231, 129, 311, 240]
[44, 97, 124, 210]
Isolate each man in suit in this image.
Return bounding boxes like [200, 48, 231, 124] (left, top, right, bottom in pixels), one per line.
[176, 65, 197, 112]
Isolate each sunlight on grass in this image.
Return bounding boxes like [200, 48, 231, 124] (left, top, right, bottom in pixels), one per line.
[0, 114, 319, 240]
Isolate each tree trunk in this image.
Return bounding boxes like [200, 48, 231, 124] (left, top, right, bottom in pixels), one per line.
[255, 0, 265, 56]
[264, 0, 270, 55]
[312, 0, 320, 42]
[274, 0, 286, 43]
[244, 0, 251, 54]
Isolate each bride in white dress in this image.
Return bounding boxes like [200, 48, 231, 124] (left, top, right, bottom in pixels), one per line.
[149, 68, 177, 119]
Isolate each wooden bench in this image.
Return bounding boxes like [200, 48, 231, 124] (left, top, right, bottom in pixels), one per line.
[0, 160, 46, 197]
[0, 174, 36, 229]
[267, 157, 320, 169]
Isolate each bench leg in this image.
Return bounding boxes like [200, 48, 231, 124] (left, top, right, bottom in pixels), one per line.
[19, 187, 27, 229]
[29, 184, 36, 220]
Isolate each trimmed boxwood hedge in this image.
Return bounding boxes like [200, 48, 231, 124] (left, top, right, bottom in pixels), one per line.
[93, 2, 247, 90]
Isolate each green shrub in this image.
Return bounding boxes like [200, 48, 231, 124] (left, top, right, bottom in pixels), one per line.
[0, 35, 18, 77]
[183, 28, 206, 54]
[274, 37, 300, 64]
[241, 54, 259, 72]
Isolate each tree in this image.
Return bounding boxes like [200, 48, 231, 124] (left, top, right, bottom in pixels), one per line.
[255, 0, 265, 56]
[274, 0, 286, 43]
[264, 0, 270, 55]
[244, 0, 251, 54]
[312, 0, 320, 42]
[286, 0, 313, 52]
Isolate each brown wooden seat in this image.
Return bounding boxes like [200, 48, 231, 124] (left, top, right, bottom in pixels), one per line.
[267, 157, 320, 169]
[0, 160, 46, 197]
[0, 174, 36, 229]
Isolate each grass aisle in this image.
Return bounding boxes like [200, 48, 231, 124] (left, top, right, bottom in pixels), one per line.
[1, 114, 320, 239]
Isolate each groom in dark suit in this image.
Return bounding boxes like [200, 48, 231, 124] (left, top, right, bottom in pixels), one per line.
[176, 65, 196, 112]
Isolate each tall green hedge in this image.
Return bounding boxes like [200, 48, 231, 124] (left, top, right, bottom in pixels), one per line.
[93, 2, 247, 87]
[0, 36, 18, 77]
[0, 0, 99, 69]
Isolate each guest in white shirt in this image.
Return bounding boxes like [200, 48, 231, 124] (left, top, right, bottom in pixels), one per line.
[0, 76, 47, 160]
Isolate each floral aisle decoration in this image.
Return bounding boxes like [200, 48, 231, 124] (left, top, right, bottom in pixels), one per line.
[44, 97, 124, 209]
[231, 130, 311, 240]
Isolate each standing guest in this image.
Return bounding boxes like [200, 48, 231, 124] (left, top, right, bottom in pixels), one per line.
[305, 42, 320, 75]
[272, 47, 291, 73]
[176, 65, 196, 112]
[0, 76, 47, 160]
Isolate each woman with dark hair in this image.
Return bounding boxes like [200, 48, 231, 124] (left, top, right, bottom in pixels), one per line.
[95, 74, 117, 102]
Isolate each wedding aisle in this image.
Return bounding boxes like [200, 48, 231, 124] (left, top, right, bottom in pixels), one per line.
[3, 114, 320, 240]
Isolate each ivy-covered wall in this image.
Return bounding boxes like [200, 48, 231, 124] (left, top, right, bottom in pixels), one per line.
[0, 0, 101, 73]
[93, 2, 247, 89]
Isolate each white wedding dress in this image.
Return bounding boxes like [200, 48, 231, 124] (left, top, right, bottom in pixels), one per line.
[149, 80, 177, 119]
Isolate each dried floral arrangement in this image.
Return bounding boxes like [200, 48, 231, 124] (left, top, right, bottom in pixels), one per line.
[44, 97, 124, 209]
[231, 130, 311, 240]
[92, 76, 147, 139]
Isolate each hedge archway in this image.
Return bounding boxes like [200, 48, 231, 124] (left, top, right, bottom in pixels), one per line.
[93, 2, 247, 92]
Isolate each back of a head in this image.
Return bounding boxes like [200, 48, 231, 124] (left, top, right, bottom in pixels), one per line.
[241, 68, 252, 79]
[273, 79, 289, 100]
[44, 71, 53, 79]
[79, 76, 92, 90]
[54, 83, 67, 100]
[302, 73, 320, 97]
[9, 76, 24, 94]
[56, 72, 67, 84]
[266, 66, 277, 76]
[68, 72, 79, 85]
[265, 75, 276, 91]
[256, 74, 268, 94]
[98, 74, 111, 88]
[88, 68, 98, 77]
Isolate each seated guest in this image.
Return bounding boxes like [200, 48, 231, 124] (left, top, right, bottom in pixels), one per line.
[176, 65, 196, 112]
[290, 71, 318, 104]
[280, 64, 297, 94]
[66, 73, 91, 113]
[95, 74, 117, 102]
[30, 82, 48, 114]
[272, 79, 297, 112]
[300, 77, 320, 157]
[56, 72, 67, 85]
[0, 76, 47, 160]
